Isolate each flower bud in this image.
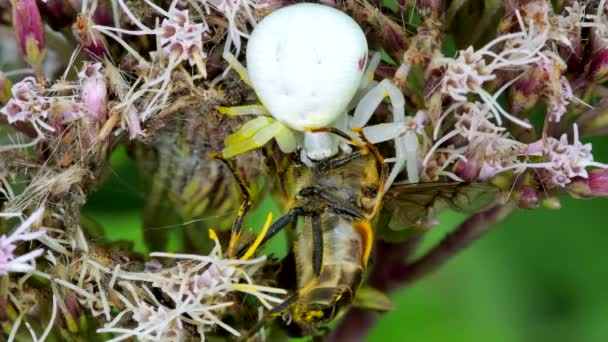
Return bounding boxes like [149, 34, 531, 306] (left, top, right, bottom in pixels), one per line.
[74, 13, 107, 58]
[509, 69, 543, 115]
[417, 0, 444, 17]
[79, 63, 107, 123]
[382, 19, 408, 58]
[0, 72, 11, 105]
[126, 106, 143, 139]
[542, 197, 561, 210]
[518, 186, 539, 209]
[588, 49, 608, 84]
[588, 169, 608, 196]
[12, 0, 46, 70]
[454, 159, 480, 181]
[62, 292, 82, 333]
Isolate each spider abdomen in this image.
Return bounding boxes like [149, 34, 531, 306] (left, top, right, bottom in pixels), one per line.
[246, 3, 368, 131]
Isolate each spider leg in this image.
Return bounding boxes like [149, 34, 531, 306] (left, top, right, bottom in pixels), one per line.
[223, 117, 295, 157]
[352, 79, 405, 128]
[222, 35, 252, 86]
[218, 104, 270, 116]
[361, 122, 409, 144]
[351, 79, 419, 187]
[347, 52, 382, 110]
[360, 51, 382, 90]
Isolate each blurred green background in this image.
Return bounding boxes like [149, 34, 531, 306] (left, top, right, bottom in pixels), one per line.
[84, 135, 608, 342]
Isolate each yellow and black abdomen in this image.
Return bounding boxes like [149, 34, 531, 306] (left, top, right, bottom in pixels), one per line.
[290, 214, 366, 326]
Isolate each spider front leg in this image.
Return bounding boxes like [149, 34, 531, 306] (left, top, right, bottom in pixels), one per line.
[351, 78, 419, 187]
[222, 35, 252, 86]
[222, 116, 298, 158]
[218, 104, 269, 116]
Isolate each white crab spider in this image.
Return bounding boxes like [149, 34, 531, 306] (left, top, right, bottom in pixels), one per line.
[220, 3, 419, 185]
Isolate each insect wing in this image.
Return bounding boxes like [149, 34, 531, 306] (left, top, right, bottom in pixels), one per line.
[380, 182, 500, 235]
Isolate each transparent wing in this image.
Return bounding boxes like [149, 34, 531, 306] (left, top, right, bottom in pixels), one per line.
[381, 182, 501, 232]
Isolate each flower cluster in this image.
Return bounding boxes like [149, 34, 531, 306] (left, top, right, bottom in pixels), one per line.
[533, 125, 607, 188]
[160, 9, 207, 71]
[413, 3, 608, 191]
[0, 207, 45, 275]
[2, 0, 608, 340]
[0, 77, 53, 132]
[0, 62, 108, 149]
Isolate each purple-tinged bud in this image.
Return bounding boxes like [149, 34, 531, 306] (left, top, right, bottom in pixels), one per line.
[509, 69, 543, 115]
[525, 140, 543, 155]
[588, 49, 608, 84]
[422, 218, 439, 229]
[12, 0, 46, 70]
[73, 13, 107, 58]
[588, 169, 608, 196]
[126, 106, 144, 140]
[518, 186, 539, 209]
[454, 159, 480, 181]
[0, 72, 11, 105]
[61, 292, 81, 333]
[91, 2, 114, 27]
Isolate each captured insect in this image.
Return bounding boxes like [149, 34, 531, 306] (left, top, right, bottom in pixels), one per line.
[212, 128, 501, 337]
[219, 3, 418, 187]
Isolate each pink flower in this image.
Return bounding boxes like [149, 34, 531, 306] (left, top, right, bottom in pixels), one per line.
[0, 77, 50, 124]
[537, 125, 607, 188]
[79, 62, 108, 122]
[0, 207, 46, 275]
[160, 9, 206, 67]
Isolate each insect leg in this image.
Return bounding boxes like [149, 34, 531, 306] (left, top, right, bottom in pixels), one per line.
[311, 150, 364, 173]
[355, 128, 390, 210]
[235, 207, 306, 259]
[309, 127, 367, 151]
[209, 152, 253, 258]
